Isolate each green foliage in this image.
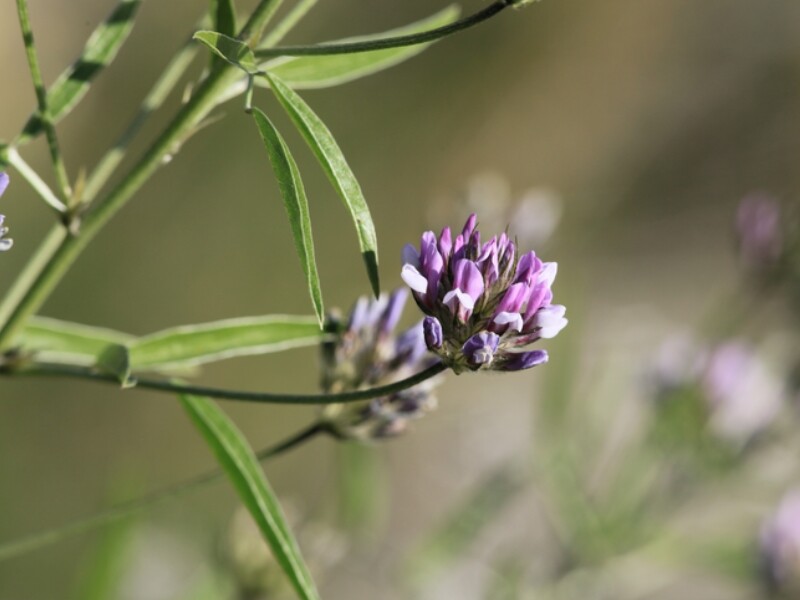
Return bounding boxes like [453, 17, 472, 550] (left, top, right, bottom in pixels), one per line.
[18, 316, 133, 366]
[18, 0, 142, 144]
[266, 73, 380, 297]
[264, 5, 461, 90]
[211, 0, 237, 37]
[251, 108, 324, 325]
[193, 30, 259, 74]
[180, 394, 320, 600]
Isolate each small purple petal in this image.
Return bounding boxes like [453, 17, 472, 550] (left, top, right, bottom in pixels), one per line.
[378, 288, 408, 335]
[348, 297, 369, 332]
[423, 316, 443, 350]
[0, 173, 9, 197]
[395, 321, 427, 363]
[461, 213, 477, 240]
[462, 332, 500, 367]
[401, 264, 428, 294]
[453, 259, 485, 303]
[401, 243, 420, 267]
[495, 282, 528, 315]
[498, 350, 549, 371]
[438, 227, 452, 262]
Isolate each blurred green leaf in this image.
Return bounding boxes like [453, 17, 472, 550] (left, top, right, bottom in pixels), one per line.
[211, 0, 237, 37]
[251, 108, 324, 326]
[18, 316, 134, 366]
[264, 5, 460, 89]
[72, 502, 138, 600]
[127, 315, 325, 371]
[405, 464, 525, 585]
[266, 73, 380, 297]
[18, 0, 142, 144]
[194, 31, 259, 73]
[179, 394, 320, 600]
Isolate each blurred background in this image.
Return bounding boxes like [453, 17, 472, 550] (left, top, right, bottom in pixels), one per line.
[1, 0, 800, 598]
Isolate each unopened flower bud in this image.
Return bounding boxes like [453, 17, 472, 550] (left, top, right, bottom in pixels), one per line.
[423, 316, 443, 350]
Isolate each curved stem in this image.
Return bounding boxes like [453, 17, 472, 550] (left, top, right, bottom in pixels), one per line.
[5, 147, 67, 214]
[0, 420, 329, 563]
[255, 0, 516, 59]
[7, 361, 447, 404]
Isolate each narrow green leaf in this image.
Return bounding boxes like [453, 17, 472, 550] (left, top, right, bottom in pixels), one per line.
[265, 5, 460, 90]
[211, 0, 237, 37]
[18, 316, 134, 366]
[18, 0, 142, 144]
[180, 394, 320, 600]
[127, 315, 325, 371]
[193, 30, 258, 73]
[266, 73, 380, 297]
[251, 109, 324, 325]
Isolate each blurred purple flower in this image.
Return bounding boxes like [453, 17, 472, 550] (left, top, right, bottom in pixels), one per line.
[736, 193, 782, 271]
[401, 213, 567, 373]
[701, 340, 783, 443]
[0, 173, 12, 252]
[760, 489, 800, 593]
[320, 288, 441, 440]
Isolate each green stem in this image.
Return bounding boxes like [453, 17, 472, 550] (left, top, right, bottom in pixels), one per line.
[15, 0, 72, 205]
[83, 19, 207, 203]
[0, 0, 286, 350]
[6, 361, 447, 405]
[5, 147, 67, 214]
[0, 420, 328, 563]
[255, 0, 515, 58]
[259, 0, 318, 48]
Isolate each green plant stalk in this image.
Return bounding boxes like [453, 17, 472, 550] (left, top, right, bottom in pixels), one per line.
[4, 147, 66, 214]
[254, 0, 516, 58]
[15, 0, 72, 205]
[0, 0, 286, 350]
[6, 361, 447, 404]
[0, 420, 328, 563]
[83, 19, 208, 203]
[259, 0, 318, 48]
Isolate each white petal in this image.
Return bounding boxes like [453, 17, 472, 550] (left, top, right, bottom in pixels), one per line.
[443, 289, 475, 314]
[539, 317, 568, 339]
[533, 304, 566, 328]
[539, 262, 558, 286]
[401, 264, 428, 294]
[493, 311, 524, 332]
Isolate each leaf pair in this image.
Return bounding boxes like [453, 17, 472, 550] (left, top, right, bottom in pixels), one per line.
[195, 6, 462, 325]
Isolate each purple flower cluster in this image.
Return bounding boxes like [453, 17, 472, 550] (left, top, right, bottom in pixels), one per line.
[320, 288, 440, 440]
[401, 213, 567, 373]
[0, 173, 12, 252]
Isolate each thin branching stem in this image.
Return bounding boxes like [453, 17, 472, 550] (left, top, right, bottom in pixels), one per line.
[0, 0, 286, 349]
[4, 147, 67, 214]
[254, 0, 516, 58]
[15, 0, 72, 206]
[6, 361, 447, 405]
[0, 420, 330, 563]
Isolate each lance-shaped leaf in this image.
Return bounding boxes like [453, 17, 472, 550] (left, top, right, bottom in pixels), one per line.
[18, 0, 142, 144]
[193, 31, 259, 74]
[127, 315, 325, 371]
[18, 316, 134, 366]
[251, 108, 324, 325]
[180, 394, 320, 600]
[266, 73, 380, 297]
[211, 0, 237, 37]
[266, 5, 460, 90]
